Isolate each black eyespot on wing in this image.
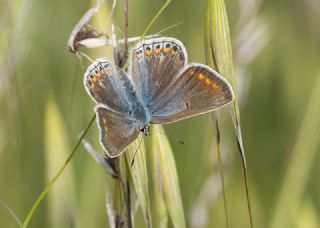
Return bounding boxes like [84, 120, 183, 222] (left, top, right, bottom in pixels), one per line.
[179, 52, 184, 61]
[173, 45, 178, 52]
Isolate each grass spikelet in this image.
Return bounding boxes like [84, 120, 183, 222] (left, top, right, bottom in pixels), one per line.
[150, 125, 185, 228]
[125, 135, 152, 227]
[44, 99, 76, 228]
[205, 0, 253, 227]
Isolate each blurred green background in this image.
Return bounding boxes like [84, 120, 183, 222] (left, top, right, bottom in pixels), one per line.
[1, 0, 320, 227]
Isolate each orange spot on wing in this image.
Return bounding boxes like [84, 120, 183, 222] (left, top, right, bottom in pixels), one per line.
[164, 47, 171, 53]
[212, 83, 219, 90]
[92, 76, 97, 83]
[205, 78, 212, 85]
[155, 48, 161, 55]
[145, 49, 152, 56]
[98, 70, 105, 77]
[171, 50, 177, 56]
[198, 73, 205, 80]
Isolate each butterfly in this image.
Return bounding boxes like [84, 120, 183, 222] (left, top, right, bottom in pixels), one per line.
[84, 37, 234, 158]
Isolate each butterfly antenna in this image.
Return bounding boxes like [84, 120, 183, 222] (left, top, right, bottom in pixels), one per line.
[79, 51, 95, 63]
[156, 21, 184, 35]
[131, 136, 144, 166]
[154, 128, 185, 145]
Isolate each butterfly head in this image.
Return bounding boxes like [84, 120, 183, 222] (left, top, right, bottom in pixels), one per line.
[140, 125, 150, 136]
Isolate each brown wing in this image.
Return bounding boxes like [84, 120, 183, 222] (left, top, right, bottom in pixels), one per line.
[150, 64, 234, 124]
[84, 58, 131, 113]
[95, 104, 140, 158]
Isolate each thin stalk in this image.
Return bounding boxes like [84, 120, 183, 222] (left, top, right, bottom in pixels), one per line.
[125, 170, 132, 228]
[212, 115, 229, 228]
[22, 114, 96, 228]
[236, 136, 253, 228]
[123, 0, 128, 59]
[0, 198, 22, 227]
[141, 0, 172, 39]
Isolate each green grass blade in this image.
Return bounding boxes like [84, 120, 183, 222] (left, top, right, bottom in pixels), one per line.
[150, 125, 186, 228]
[44, 99, 76, 228]
[125, 135, 152, 227]
[270, 70, 320, 228]
[205, 0, 253, 227]
[21, 114, 96, 228]
[150, 134, 168, 228]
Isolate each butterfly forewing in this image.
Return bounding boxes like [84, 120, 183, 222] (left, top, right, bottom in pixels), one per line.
[150, 64, 234, 124]
[129, 37, 187, 107]
[84, 58, 131, 113]
[95, 104, 140, 158]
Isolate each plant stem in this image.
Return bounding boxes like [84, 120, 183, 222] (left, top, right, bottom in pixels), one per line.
[213, 115, 230, 228]
[123, 0, 128, 59]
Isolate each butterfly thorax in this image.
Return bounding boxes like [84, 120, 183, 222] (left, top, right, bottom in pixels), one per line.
[119, 67, 151, 126]
[129, 102, 151, 126]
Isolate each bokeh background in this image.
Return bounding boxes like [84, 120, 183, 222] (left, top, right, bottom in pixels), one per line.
[1, 0, 320, 227]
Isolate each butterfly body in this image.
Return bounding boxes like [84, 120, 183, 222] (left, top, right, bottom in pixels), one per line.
[84, 37, 234, 158]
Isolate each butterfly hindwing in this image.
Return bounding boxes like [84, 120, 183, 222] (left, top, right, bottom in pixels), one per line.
[150, 64, 234, 124]
[95, 104, 140, 158]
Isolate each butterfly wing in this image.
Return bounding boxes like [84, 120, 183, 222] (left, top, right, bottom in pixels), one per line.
[150, 64, 234, 124]
[95, 104, 140, 158]
[84, 58, 131, 112]
[84, 58, 142, 157]
[128, 37, 187, 109]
